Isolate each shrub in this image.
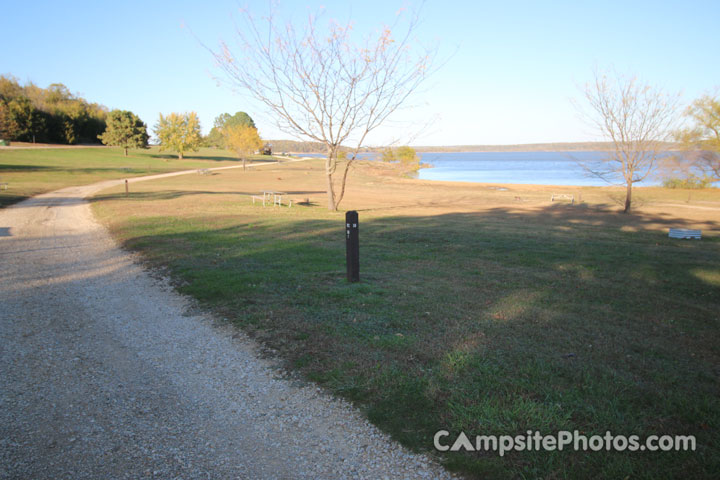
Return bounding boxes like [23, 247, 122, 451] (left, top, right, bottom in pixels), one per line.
[662, 175, 716, 189]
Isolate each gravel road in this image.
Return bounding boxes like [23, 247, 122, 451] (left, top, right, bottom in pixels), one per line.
[0, 168, 453, 479]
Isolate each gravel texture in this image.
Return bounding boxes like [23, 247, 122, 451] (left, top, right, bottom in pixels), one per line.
[0, 168, 454, 479]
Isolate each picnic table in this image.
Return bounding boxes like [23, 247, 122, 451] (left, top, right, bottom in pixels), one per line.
[252, 190, 292, 207]
[551, 193, 574, 204]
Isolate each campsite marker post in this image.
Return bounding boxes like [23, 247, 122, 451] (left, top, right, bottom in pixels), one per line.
[346, 211, 359, 282]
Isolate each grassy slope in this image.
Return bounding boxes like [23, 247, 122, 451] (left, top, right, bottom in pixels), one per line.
[90, 159, 720, 479]
[0, 146, 268, 208]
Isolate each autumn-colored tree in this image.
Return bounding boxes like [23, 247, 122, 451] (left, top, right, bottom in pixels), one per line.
[223, 124, 263, 170]
[0, 102, 18, 139]
[154, 112, 202, 159]
[675, 94, 720, 180]
[576, 70, 679, 213]
[211, 7, 435, 210]
[207, 111, 256, 148]
[0, 76, 106, 144]
[99, 110, 149, 156]
[4, 96, 45, 142]
[382, 146, 421, 171]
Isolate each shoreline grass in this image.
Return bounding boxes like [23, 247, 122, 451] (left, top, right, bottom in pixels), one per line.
[89, 158, 720, 479]
[0, 146, 272, 208]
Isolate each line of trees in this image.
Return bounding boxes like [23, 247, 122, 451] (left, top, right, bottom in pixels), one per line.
[0, 75, 107, 144]
[148, 110, 264, 164]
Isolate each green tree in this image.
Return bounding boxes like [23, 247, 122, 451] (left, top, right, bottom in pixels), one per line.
[0, 102, 18, 139]
[6, 96, 45, 142]
[223, 124, 263, 170]
[99, 110, 149, 156]
[675, 94, 720, 180]
[0, 77, 107, 144]
[43, 83, 80, 144]
[382, 146, 420, 171]
[154, 112, 202, 159]
[206, 111, 256, 148]
[0, 75, 24, 103]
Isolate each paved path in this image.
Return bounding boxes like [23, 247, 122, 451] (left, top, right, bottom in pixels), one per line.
[0, 165, 452, 479]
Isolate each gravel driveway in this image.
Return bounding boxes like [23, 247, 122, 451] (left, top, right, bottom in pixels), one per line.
[0, 168, 453, 479]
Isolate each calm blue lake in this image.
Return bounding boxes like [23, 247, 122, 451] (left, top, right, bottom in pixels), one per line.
[415, 151, 659, 187]
[294, 151, 667, 186]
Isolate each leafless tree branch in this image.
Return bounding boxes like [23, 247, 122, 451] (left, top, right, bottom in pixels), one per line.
[576, 69, 680, 212]
[208, 3, 437, 210]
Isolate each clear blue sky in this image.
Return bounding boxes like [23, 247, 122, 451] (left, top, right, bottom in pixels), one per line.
[2, 0, 718, 146]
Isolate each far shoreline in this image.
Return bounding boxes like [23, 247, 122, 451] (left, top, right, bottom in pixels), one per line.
[407, 141, 682, 153]
[409, 142, 618, 153]
[281, 141, 680, 155]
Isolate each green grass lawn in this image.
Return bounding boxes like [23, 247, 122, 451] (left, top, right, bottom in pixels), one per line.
[0, 146, 269, 208]
[91, 166, 720, 479]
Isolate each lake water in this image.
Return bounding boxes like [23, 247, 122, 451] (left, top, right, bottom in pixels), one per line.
[294, 151, 667, 187]
[415, 151, 659, 187]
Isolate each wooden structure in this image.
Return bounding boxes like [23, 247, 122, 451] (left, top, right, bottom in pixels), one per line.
[252, 191, 292, 207]
[551, 193, 574, 204]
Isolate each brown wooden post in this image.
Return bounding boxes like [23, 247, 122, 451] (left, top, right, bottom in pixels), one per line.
[346, 211, 359, 282]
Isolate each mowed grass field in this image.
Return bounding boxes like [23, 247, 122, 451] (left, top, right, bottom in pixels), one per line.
[89, 158, 720, 479]
[0, 145, 271, 208]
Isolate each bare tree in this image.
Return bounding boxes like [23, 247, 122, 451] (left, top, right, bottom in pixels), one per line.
[210, 6, 435, 210]
[577, 70, 679, 213]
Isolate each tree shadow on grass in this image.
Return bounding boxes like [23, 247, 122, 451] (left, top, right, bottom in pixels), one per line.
[280, 190, 326, 195]
[146, 153, 279, 163]
[91, 189, 331, 203]
[107, 207, 720, 477]
[0, 164, 59, 172]
[148, 153, 189, 161]
[108, 203, 720, 478]
[91, 190, 259, 202]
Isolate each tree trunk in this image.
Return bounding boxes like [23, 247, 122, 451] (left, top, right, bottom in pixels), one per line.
[623, 181, 633, 213]
[325, 152, 337, 211]
[335, 158, 353, 208]
[243, 157, 246, 171]
[124, 147, 128, 156]
[178, 152, 183, 160]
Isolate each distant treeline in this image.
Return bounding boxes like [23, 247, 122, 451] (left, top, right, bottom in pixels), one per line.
[264, 140, 682, 154]
[266, 139, 333, 153]
[0, 75, 107, 144]
[409, 142, 680, 153]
